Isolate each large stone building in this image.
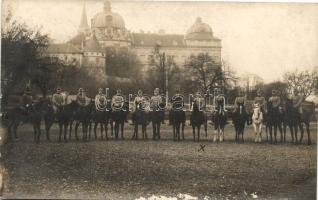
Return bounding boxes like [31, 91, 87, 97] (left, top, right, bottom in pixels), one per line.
[46, 0, 222, 81]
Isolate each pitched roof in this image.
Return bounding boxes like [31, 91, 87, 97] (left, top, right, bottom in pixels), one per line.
[131, 33, 186, 47]
[68, 32, 86, 46]
[84, 34, 102, 52]
[46, 43, 81, 54]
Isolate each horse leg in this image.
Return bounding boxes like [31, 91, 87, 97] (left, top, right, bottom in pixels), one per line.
[253, 123, 257, 143]
[152, 123, 156, 140]
[278, 124, 283, 143]
[294, 124, 298, 144]
[299, 123, 304, 144]
[182, 123, 185, 140]
[157, 123, 161, 140]
[283, 123, 286, 142]
[144, 124, 148, 140]
[69, 120, 73, 140]
[64, 124, 68, 142]
[173, 124, 176, 141]
[75, 122, 80, 141]
[105, 122, 109, 140]
[7, 122, 13, 141]
[289, 125, 294, 144]
[94, 122, 98, 140]
[37, 122, 41, 143]
[58, 123, 63, 142]
[13, 123, 18, 139]
[121, 123, 124, 140]
[81, 123, 85, 141]
[214, 130, 218, 143]
[115, 123, 119, 140]
[110, 120, 114, 136]
[134, 125, 138, 140]
[100, 123, 104, 140]
[269, 126, 273, 144]
[33, 123, 38, 143]
[274, 125, 278, 144]
[306, 123, 311, 145]
[177, 124, 180, 141]
[205, 120, 208, 138]
[44, 120, 52, 141]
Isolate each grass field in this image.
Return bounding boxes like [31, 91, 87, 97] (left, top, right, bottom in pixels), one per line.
[0, 121, 317, 199]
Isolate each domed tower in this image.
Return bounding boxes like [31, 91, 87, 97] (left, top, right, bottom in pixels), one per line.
[185, 17, 222, 63]
[82, 34, 107, 82]
[91, 0, 131, 48]
[185, 17, 219, 46]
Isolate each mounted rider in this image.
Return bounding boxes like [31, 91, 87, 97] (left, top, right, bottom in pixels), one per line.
[21, 85, 34, 114]
[76, 88, 89, 108]
[171, 88, 184, 110]
[52, 87, 65, 114]
[234, 90, 246, 112]
[268, 89, 281, 112]
[131, 89, 148, 125]
[214, 89, 226, 114]
[253, 89, 266, 113]
[95, 88, 107, 111]
[191, 91, 205, 111]
[112, 89, 128, 122]
[291, 89, 304, 120]
[150, 88, 165, 124]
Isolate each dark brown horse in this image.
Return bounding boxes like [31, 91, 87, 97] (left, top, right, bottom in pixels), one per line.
[190, 102, 205, 142]
[6, 99, 45, 143]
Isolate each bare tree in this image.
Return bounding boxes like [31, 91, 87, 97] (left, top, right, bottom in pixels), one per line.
[283, 69, 318, 98]
[1, 14, 49, 106]
[146, 44, 180, 93]
[184, 53, 236, 93]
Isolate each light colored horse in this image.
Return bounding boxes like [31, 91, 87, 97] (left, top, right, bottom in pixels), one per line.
[252, 103, 263, 143]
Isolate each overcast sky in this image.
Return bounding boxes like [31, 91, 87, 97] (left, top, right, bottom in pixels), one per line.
[3, 0, 318, 83]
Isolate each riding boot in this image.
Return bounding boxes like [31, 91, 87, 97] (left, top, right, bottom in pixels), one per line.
[213, 131, 217, 142]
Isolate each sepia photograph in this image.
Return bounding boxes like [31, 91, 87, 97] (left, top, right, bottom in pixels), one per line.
[0, 0, 317, 199]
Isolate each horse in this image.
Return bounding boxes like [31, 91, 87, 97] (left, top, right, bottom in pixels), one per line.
[73, 100, 94, 141]
[251, 104, 264, 143]
[6, 99, 45, 143]
[211, 102, 227, 142]
[111, 101, 129, 140]
[281, 98, 299, 144]
[190, 102, 205, 142]
[266, 101, 284, 144]
[170, 105, 186, 141]
[232, 103, 249, 143]
[131, 102, 149, 140]
[90, 99, 112, 140]
[298, 102, 314, 145]
[150, 103, 165, 140]
[43, 94, 78, 142]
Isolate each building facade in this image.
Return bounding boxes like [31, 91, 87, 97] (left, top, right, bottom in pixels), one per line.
[46, 1, 222, 80]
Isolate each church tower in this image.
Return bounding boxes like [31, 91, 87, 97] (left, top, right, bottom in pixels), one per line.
[78, 2, 90, 35]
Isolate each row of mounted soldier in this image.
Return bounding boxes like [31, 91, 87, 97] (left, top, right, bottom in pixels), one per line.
[6, 85, 311, 145]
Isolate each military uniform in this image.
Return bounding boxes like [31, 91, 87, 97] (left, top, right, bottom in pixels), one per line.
[76, 92, 88, 107]
[292, 94, 304, 114]
[268, 95, 281, 110]
[191, 94, 205, 111]
[95, 92, 107, 111]
[234, 96, 246, 112]
[112, 94, 125, 111]
[254, 96, 266, 113]
[150, 94, 163, 111]
[52, 92, 65, 113]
